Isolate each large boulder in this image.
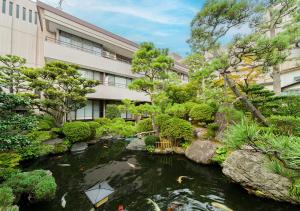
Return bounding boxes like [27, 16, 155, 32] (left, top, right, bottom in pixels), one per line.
[222, 150, 300, 204]
[126, 138, 145, 151]
[185, 140, 220, 164]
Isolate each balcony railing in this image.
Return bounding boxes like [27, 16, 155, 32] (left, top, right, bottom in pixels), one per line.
[94, 80, 131, 89]
[45, 37, 131, 64]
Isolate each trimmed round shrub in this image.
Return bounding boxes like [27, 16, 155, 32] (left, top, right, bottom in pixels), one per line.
[95, 117, 111, 126]
[62, 121, 91, 143]
[165, 104, 187, 118]
[189, 103, 215, 123]
[136, 118, 153, 133]
[144, 135, 159, 146]
[160, 117, 193, 142]
[183, 102, 198, 113]
[87, 121, 101, 139]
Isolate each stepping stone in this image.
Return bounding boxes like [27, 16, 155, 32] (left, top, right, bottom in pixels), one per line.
[71, 142, 88, 153]
[43, 138, 63, 145]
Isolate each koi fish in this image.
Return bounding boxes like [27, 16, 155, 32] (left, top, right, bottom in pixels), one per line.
[58, 164, 71, 167]
[61, 192, 68, 208]
[147, 198, 161, 211]
[211, 202, 233, 211]
[176, 176, 193, 184]
[127, 162, 136, 168]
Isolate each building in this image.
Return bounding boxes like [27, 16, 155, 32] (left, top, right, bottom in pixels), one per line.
[257, 4, 300, 95]
[0, 0, 189, 120]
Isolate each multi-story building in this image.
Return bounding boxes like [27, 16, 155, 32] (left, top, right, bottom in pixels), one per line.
[0, 0, 189, 120]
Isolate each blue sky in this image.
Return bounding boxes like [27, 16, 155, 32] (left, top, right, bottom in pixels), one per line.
[40, 0, 205, 57]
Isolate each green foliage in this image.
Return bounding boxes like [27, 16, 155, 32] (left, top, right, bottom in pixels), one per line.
[181, 142, 190, 149]
[165, 83, 197, 104]
[37, 115, 56, 131]
[165, 103, 188, 118]
[268, 159, 299, 178]
[183, 102, 198, 114]
[212, 146, 229, 165]
[95, 117, 111, 126]
[3, 170, 57, 201]
[106, 104, 121, 119]
[189, 103, 215, 123]
[223, 119, 260, 149]
[18, 141, 54, 160]
[154, 114, 171, 129]
[136, 118, 153, 133]
[160, 117, 193, 143]
[87, 121, 101, 140]
[290, 178, 300, 200]
[27, 130, 52, 142]
[51, 127, 64, 138]
[108, 118, 136, 137]
[53, 142, 69, 154]
[0, 92, 37, 151]
[62, 121, 91, 143]
[206, 123, 219, 138]
[270, 95, 300, 117]
[0, 153, 21, 169]
[268, 115, 300, 136]
[0, 186, 15, 209]
[146, 145, 155, 153]
[217, 105, 244, 124]
[24, 61, 99, 125]
[0, 54, 28, 93]
[144, 135, 159, 146]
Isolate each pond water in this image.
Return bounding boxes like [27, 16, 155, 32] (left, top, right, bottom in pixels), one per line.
[20, 141, 298, 211]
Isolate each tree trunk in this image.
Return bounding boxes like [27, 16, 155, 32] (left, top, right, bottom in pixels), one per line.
[223, 73, 268, 126]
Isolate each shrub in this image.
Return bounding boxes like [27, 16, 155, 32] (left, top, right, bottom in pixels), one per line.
[206, 123, 219, 138]
[0, 135, 31, 151]
[0, 186, 15, 208]
[18, 142, 54, 160]
[189, 103, 215, 123]
[109, 118, 136, 137]
[217, 105, 244, 124]
[183, 102, 198, 114]
[51, 127, 64, 138]
[165, 104, 187, 118]
[106, 104, 121, 119]
[144, 135, 159, 146]
[268, 115, 300, 136]
[62, 121, 91, 143]
[223, 119, 260, 149]
[53, 142, 69, 154]
[160, 117, 193, 143]
[136, 118, 153, 133]
[27, 130, 52, 142]
[95, 117, 111, 126]
[0, 153, 21, 168]
[155, 114, 170, 129]
[3, 170, 57, 201]
[37, 115, 56, 131]
[290, 178, 300, 200]
[87, 121, 101, 139]
[146, 145, 155, 153]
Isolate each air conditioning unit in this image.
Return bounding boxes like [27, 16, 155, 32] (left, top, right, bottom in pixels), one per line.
[294, 76, 300, 82]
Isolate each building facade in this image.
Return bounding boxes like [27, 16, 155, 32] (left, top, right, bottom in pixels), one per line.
[0, 0, 189, 120]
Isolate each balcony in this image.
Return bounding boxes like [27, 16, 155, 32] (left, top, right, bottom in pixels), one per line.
[44, 37, 137, 77]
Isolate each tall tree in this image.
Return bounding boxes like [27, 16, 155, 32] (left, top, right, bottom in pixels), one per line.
[189, 0, 300, 125]
[0, 55, 29, 93]
[24, 61, 99, 126]
[129, 42, 173, 134]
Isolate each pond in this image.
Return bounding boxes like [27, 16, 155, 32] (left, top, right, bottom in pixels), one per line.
[20, 141, 298, 211]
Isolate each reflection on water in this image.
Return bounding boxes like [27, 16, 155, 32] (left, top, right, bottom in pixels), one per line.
[20, 141, 299, 211]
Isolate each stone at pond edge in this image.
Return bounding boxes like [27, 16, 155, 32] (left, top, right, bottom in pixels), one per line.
[126, 138, 145, 151]
[193, 127, 208, 139]
[71, 142, 88, 153]
[222, 150, 300, 204]
[185, 140, 220, 164]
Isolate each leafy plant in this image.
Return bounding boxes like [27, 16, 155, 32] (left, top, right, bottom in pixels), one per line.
[0, 186, 15, 209]
[27, 130, 52, 142]
[154, 114, 170, 130]
[95, 117, 111, 126]
[87, 121, 101, 140]
[146, 145, 155, 153]
[136, 118, 153, 133]
[62, 121, 91, 143]
[189, 103, 215, 123]
[206, 122, 219, 138]
[212, 146, 229, 165]
[106, 104, 121, 119]
[37, 115, 56, 131]
[0, 153, 21, 169]
[144, 135, 159, 146]
[181, 142, 190, 149]
[160, 117, 193, 143]
[108, 118, 136, 137]
[268, 115, 300, 136]
[165, 103, 188, 118]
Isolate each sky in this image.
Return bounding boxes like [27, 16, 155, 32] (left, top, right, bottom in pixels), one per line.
[40, 0, 205, 57]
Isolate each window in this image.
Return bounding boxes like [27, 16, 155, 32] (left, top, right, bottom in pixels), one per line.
[106, 74, 132, 88]
[78, 69, 103, 82]
[29, 9, 32, 23]
[34, 12, 37, 24]
[68, 100, 103, 120]
[22, 7, 26, 21]
[8, 1, 12, 16]
[2, 0, 6, 14]
[16, 4, 19, 18]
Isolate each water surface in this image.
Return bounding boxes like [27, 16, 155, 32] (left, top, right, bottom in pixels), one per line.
[20, 141, 299, 211]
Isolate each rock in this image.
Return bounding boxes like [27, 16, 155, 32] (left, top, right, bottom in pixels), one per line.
[193, 127, 208, 139]
[126, 138, 145, 151]
[70, 142, 88, 154]
[185, 140, 220, 164]
[173, 147, 185, 155]
[43, 138, 63, 145]
[215, 111, 227, 141]
[222, 150, 300, 204]
[87, 139, 98, 145]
